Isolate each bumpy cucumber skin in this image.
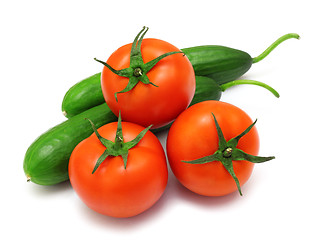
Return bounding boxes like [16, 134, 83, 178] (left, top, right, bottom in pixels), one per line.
[24, 103, 117, 185]
[183, 45, 253, 85]
[62, 73, 104, 118]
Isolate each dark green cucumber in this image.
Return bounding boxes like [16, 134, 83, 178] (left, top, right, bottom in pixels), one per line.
[61, 33, 299, 118]
[24, 103, 117, 185]
[24, 75, 279, 185]
[24, 76, 217, 185]
[183, 45, 252, 85]
[62, 73, 103, 118]
[190, 76, 222, 105]
[184, 33, 299, 84]
[60, 47, 234, 118]
[152, 76, 279, 133]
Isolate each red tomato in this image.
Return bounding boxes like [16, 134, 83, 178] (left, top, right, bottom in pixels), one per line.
[101, 37, 195, 129]
[69, 121, 168, 218]
[166, 100, 260, 196]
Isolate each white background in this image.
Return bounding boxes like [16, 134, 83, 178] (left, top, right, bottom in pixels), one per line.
[1, 0, 319, 239]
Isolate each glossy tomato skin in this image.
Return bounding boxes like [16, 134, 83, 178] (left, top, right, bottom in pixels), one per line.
[101, 38, 196, 129]
[166, 100, 260, 196]
[69, 122, 168, 218]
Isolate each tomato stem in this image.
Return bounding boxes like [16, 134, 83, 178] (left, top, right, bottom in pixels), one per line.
[252, 33, 300, 64]
[220, 79, 280, 98]
[133, 67, 143, 77]
[223, 147, 233, 158]
[182, 113, 275, 196]
[94, 26, 184, 101]
[86, 113, 152, 173]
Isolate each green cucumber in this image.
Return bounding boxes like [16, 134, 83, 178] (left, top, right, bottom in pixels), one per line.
[62, 73, 102, 118]
[61, 33, 299, 118]
[23, 103, 117, 185]
[24, 76, 278, 185]
[185, 33, 299, 84]
[152, 76, 279, 133]
[190, 75, 222, 104]
[24, 76, 222, 185]
[182, 45, 252, 85]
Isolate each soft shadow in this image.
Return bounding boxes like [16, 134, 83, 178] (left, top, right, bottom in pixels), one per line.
[154, 128, 169, 152]
[26, 180, 72, 197]
[76, 182, 172, 230]
[73, 170, 245, 230]
[166, 171, 241, 208]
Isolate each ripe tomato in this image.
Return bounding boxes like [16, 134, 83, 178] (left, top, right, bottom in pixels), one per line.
[166, 100, 261, 196]
[69, 120, 168, 218]
[99, 27, 195, 129]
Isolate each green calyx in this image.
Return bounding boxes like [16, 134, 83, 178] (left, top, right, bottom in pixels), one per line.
[94, 26, 183, 101]
[182, 113, 275, 196]
[86, 113, 152, 174]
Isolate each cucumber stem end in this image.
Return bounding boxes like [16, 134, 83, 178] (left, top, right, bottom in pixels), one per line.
[252, 33, 300, 64]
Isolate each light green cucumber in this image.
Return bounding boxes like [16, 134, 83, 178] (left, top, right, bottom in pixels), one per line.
[23, 103, 117, 185]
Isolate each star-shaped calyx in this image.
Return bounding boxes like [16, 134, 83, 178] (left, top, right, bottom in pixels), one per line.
[182, 113, 275, 196]
[86, 113, 152, 174]
[94, 26, 183, 101]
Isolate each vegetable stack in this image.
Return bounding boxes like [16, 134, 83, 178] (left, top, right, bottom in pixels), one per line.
[24, 27, 299, 218]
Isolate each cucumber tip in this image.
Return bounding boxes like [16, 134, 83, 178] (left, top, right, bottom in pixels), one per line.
[62, 110, 67, 117]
